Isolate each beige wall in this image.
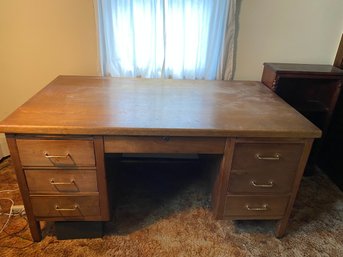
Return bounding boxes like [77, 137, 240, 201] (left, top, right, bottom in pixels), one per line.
[235, 0, 343, 80]
[0, 0, 342, 156]
[0, 0, 99, 121]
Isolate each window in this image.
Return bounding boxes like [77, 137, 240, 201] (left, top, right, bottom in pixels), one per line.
[96, 0, 236, 80]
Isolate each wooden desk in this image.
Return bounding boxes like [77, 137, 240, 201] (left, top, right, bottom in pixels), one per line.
[0, 76, 321, 241]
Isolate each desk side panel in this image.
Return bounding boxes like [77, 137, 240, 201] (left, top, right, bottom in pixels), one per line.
[5, 134, 42, 241]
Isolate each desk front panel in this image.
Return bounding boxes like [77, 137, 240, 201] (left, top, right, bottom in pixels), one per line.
[5, 134, 314, 240]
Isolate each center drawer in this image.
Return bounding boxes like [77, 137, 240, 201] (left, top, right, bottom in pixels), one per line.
[25, 169, 98, 193]
[17, 139, 96, 167]
[104, 136, 226, 154]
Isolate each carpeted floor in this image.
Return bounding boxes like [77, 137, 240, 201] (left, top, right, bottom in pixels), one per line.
[0, 156, 342, 257]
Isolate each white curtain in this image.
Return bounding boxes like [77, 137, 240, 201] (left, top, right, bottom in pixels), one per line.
[95, 0, 236, 80]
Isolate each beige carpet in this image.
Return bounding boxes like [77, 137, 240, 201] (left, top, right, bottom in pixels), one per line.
[0, 157, 342, 257]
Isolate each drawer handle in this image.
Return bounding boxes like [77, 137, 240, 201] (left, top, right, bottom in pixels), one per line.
[50, 178, 75, 185]
[55, 204, 79, 212]
[251, 180, 274, 188]
[256, 153, 280, 161]
[246, 204, 268, 211]
[45, 153, 71, 159]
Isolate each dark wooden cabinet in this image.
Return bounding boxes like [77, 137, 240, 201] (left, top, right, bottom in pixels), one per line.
[261, 63, 343, 179]
[319, 91, 343, 190]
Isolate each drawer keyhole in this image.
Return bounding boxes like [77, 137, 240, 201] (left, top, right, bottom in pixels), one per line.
[162, 136, 170, 142]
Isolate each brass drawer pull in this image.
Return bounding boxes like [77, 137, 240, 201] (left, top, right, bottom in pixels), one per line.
[45, 153, 71, 159]
[55, 204, 79, 211]
[246, 204, 268, 211]
[50, 178, 75, 185]
[251, 180, 274, 188]
[256, 153, 280, 161]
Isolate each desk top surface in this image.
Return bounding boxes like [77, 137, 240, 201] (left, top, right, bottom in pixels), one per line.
[0, 76, 321, 138]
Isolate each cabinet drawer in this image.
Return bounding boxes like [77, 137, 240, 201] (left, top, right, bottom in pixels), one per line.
[224, 195, 289, 218]
[30, 195, 100, 218]
[228, 169, 296, 194]
[17, 139, 95, 167]
[104, 136, 226, 154]
[231, 142, 304, 173]
[25, 170, 98, 193]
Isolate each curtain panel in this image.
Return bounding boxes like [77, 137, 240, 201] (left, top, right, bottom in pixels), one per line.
[94, 0, 236, 80]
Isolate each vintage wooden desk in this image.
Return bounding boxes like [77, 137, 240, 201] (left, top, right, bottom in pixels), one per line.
[0, 76, 321, 241]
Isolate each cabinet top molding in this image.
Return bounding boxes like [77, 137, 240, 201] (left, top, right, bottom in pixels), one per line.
[264, 63, 343, 77]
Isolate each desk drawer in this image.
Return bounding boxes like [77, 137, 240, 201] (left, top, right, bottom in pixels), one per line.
[224, 195, 289, 218]
[25, 170, 98, 193]
[17, 139, 95, 167]
[104, 136, 226, 154]
[231, 142, 304, 173]
[228, 168, 296, 194]
[30, 195, 100, 218]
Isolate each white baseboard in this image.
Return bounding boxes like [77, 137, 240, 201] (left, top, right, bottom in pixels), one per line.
[0, 134, 10, 159]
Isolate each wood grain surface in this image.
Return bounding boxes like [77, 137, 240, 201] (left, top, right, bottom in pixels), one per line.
[0, 76, 321, 138]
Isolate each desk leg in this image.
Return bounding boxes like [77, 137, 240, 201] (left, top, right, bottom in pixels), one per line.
[211, 138, 234, 219]
[28, 221, 42, 242]
[6, 135, 42, 242]
[275, 219, 288, 238]
[275, 139, 314, 238]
